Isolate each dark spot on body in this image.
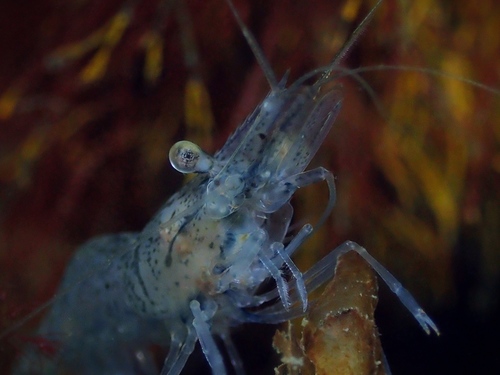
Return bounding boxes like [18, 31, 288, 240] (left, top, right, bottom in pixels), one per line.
[165, 254, 172, 267]
[213, 264, 225, 274]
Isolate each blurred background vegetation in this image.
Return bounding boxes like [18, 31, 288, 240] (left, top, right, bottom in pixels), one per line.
[0, 0, 499, 373]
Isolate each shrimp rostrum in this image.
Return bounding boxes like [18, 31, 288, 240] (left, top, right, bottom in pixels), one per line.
[14, 0, 439, 374]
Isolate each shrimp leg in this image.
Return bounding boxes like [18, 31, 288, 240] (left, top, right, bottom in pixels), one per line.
[327, 241, 440, 335]
[190, 300, 227, 375]
[220, 332, 245, 375]
[281, 166, 337, 230]
[250, 241, 440, 336]
[160, 325, 197, 375]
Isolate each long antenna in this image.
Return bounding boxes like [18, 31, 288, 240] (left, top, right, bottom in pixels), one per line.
[225, 0, 279, 90]
[322, 0, 383, 82]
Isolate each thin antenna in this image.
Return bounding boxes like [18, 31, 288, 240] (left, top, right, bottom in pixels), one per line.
[225, 0, 279, 90]
[322, 0, 383, 81]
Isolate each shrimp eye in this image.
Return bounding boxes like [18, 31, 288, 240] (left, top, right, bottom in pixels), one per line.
[169, 140, 214, 174]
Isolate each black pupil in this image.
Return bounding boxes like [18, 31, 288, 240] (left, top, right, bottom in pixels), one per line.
[182, 150, 195, 162]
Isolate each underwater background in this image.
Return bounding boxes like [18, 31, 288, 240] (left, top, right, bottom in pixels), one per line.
[1, 0, 499, 373]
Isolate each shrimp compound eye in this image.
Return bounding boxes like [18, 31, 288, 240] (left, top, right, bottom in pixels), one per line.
[169, 140, 214, 174]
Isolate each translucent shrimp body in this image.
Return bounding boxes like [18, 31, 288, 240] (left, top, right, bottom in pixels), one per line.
[13, 0, 440, 374]
[123, 81, 345, 374]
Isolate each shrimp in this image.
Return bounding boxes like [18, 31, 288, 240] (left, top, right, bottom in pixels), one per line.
[10, 0, 442, 374]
